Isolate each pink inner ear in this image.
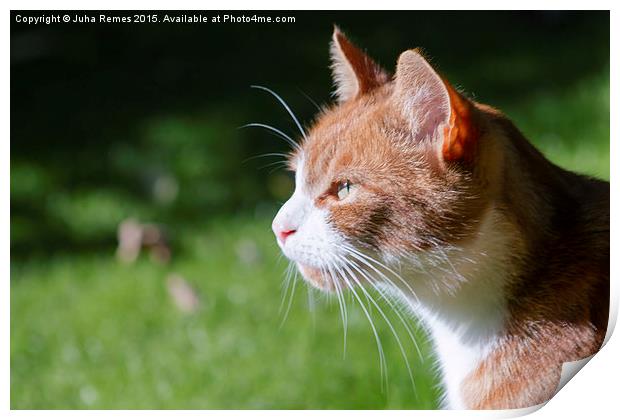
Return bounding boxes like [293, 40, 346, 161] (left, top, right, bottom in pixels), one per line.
[394, 50, 451, 144]
[415, 87, 451, 143]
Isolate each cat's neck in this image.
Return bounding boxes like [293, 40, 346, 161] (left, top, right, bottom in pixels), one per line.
[397, 110, 606, 409]
[399, 207, 515, 408]
[405, 208, 511, 314]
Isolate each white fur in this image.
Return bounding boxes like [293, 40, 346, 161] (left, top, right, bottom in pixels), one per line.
[400, 210, 511, 408]
[415, 306, 502, 409]
[272, 157, 345, 271]
[330, 36, 360, 103]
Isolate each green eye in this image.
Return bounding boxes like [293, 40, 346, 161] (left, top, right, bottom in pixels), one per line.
[337, 180, 352, 200]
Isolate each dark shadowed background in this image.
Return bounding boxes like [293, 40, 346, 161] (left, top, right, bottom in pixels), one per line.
[11, 11, 609, 409]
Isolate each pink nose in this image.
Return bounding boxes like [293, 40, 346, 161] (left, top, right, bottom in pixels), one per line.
[277, 229, 296, 244]
[272, 218, 297, 245]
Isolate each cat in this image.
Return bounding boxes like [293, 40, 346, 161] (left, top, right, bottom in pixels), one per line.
[270, 27, 609, 409]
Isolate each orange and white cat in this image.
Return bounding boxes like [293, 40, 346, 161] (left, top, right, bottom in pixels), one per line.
[270, 28, 609, 409]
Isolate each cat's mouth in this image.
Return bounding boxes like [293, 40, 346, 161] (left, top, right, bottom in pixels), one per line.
[296, 262, 346, 292]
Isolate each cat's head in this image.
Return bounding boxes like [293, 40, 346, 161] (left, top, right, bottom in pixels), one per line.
[272, 28, 494, 292]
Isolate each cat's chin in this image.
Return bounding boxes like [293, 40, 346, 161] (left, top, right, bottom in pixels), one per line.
[296, 263, 343, 293]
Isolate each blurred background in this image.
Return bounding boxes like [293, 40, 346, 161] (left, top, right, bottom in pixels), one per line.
[11, 11, 609, 409]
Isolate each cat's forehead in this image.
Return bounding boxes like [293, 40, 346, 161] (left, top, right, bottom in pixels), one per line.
[293, 93, 411, 193]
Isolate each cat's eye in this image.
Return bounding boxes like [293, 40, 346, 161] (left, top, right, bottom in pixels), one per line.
[336, 180, 352, 200]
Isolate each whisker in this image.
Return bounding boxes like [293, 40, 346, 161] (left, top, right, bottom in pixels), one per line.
[336, 273, 349, 354]
[306, 283, 318, 332]
[258, 160, 289, 170]
[279, 268, 299, 329]
[239, 122, 300, 150]
[331, 263, 388, 391]
[346, 257, 425, 363]
[324, 264, 348, 356]
[338, 245, 433, 358]
[278, 261, 294, 315]
[250, 85, 308, 141]
[334, 255, 417, 395]
[332, 269, 349, 357]
[242, 152, 290, 165]
[297, 88, 323, 112]
[343, 245, 420, 305]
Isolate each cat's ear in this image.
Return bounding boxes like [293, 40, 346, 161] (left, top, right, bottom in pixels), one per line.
[394, 49, 479, 163]
[330, 26, 389, 103]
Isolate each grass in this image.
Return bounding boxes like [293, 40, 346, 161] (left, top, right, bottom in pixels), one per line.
[11, 69, 609, 409]
[11, 219, 439, 409]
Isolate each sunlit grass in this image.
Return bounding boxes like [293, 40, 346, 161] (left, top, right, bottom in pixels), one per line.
[504, 71, 610, 180]
[11, 218, 439, 409]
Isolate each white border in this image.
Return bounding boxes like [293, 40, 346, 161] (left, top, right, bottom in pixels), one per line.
[4, 2, 616, 420]
[1, 1, 618, 10]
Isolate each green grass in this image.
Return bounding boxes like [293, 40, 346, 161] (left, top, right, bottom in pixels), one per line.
[11, 219, 439, 409]
[11, 70, 609, 409]
[503, 71, 610, 180]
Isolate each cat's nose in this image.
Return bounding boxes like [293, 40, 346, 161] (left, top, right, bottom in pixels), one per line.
[277, 229, 297, 244]
[272, 219, 297, 245]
